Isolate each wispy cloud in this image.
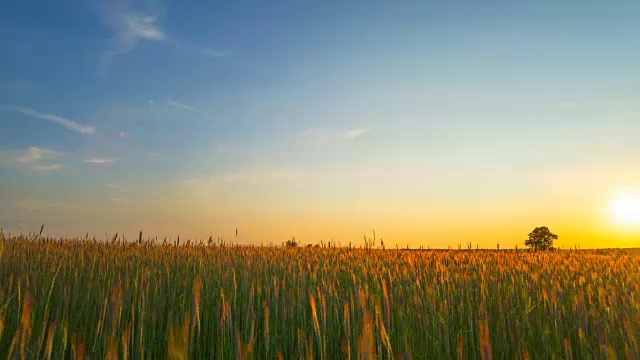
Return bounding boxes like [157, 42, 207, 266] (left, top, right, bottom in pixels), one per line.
[167, 99, 203, 113]
[6, 105, 95, 134]
[100, 3, 165, 75]
[13, 147, 65, 171]
[296, 127, 371, 144]
[34, 164, 63, 171]
[100, 2, 227, 75]
[83, 158, 118, 164]
[15, 147, 63, 164]
[123, 14, 165, 40]
[341, 128, 370, 141]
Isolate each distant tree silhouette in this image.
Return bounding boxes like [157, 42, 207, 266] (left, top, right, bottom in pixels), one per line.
[525, 226, 557, 251]
[285, 237, 298, 247]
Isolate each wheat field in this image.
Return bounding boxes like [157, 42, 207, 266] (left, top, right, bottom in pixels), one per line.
[0, 233, 638, 359]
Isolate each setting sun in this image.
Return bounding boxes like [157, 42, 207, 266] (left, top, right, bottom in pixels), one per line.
[609, 189, 640, 225]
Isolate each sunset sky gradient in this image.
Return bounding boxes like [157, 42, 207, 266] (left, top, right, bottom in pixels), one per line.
[1, 0, 639, 248]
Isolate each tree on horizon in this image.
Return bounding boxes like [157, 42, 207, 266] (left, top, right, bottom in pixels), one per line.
[525, 226, 557, 251]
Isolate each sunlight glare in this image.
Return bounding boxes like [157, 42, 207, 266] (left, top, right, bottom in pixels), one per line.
[609, 188, 640, 225]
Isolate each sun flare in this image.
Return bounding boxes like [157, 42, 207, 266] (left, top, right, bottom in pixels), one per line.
[609, 188, 640, 225]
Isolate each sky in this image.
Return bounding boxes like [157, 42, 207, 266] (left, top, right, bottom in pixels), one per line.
[1, 0, 639, 248]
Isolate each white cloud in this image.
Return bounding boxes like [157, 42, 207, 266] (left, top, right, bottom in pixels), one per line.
[83, 158, 117, 164]
[167, 99, 203, 113]
[34, 164, 63, 171]
[100, 4, 166, 76]
[12, 147, 65, 171]
[341, 128, 370, 141]
[7, 105, 95, 135]
[15, 147, 63, 164]
[124, 14, 165, 41]
[100, 2, 227, 76]
[104, 6, 165, 45]
[296, 127, 371, 144]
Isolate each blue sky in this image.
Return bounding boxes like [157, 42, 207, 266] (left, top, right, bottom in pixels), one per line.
[1, 0, 639, 247]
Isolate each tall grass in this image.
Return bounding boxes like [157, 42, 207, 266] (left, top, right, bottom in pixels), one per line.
[0, 233, 638, 359]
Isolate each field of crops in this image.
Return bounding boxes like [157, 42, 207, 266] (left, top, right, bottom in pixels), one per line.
[0, 233, 638, 359]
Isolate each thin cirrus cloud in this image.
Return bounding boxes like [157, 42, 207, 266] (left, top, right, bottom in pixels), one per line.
[33, 164, 63, 171]
[83, 158, 118, 164]
[341, 128, 370, 141]
[14, 147, 64, 171]
[6, 105, 95, 135]
[100, 2, 228, 75]
[167, 99, 204, 113]
[15, 147, 64, 164]
[297, 127, 371, 144]
[100, 8, 165, 75]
